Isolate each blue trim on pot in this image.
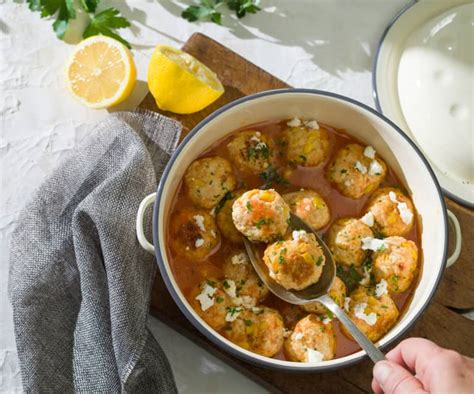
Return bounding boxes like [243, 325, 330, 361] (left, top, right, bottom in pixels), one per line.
[153, 88, 448, 371]
[372, 0, 474, 209]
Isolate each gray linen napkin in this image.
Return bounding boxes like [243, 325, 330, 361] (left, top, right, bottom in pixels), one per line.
[8, 110, 181, 393]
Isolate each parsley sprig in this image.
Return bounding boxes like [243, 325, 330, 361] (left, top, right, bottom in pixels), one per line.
[182, 0, 261, 25]
[26, 0, 131, 48]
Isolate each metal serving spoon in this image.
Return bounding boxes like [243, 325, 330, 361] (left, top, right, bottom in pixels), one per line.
[243, 213, 385, 363]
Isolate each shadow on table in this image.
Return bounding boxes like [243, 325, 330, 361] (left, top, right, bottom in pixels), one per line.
[157, 0, 395, 78]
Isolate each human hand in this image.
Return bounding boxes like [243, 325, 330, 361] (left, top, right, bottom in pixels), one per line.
[372, 338, 474, 393]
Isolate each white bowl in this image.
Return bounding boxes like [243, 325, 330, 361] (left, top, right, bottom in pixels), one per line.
[148, 89, 455, 370]
[373, 0, 474, 207]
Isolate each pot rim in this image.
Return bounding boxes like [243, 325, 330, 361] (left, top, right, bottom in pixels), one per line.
[152, 88, 448, 371]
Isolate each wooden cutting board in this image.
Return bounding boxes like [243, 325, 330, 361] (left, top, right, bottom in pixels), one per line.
[139, 33, 474, 393]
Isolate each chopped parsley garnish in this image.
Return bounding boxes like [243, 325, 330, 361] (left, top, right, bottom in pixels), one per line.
[299, 155, 307, 162]
[246, 201, 253, 211]
[362, 256, 372, 270]
[223, 280, 230, 289]
[340, 169, 348, 174]
[259, 165, 290, 189]
[373, 230, 385, 239]
[206, 279, 216, 287]
[213, 191, 233, 215]
[244, 319, 253, 327]
[337, 265, 363, 292]
[216, 296, 224, 303]
[247, 146, 256, 160]
[315, 256, 323, 266]
[226, 307, 241, 316]
[255, 217, 272, 229]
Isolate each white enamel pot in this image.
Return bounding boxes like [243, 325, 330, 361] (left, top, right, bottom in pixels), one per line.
[137, 89, 462, 371]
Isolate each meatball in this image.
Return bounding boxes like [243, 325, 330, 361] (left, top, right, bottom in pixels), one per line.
[222, 250, 269, 302]
[190, 279, 233, 331]
[184, 156, 237, 209]
[327, 218, 373, 267]
[227, 130, 274, 173]
[169, 207, 219, 261]
[343, 286, 399, 342]
[365, 187, 415, 237]
[282, 124, 330, 167]
[264, 230, 325, 290]
[283, 189, 331, 230]
[301, 276, 347, 315]
[232, 189, 290, 243]
[284, 314, 336, 362]
[372, 236, 419, 293]
[223, 307, 284, 357]
[216, 190, 244, 243]
[327, 144, 387, 199]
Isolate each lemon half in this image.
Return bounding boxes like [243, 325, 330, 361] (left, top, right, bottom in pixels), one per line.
[66, 35, 136, 109]
[147, 45, 224, 114]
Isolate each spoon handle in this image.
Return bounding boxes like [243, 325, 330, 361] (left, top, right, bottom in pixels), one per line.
[318, 294, 385, 364]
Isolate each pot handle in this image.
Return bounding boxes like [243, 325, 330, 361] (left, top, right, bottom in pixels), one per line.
[136, 192, 156, 255]
[446, 210, 462, 268]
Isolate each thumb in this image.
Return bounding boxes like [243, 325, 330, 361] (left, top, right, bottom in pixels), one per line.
[373, 360, 426, 394]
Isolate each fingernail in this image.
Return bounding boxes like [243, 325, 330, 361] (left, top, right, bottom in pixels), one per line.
[374, 361, 392, 383]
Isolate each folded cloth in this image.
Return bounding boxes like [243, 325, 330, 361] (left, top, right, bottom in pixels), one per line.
[8, 110, 181, 393]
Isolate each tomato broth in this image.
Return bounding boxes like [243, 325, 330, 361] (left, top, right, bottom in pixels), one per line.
[165, 119, 421, 361]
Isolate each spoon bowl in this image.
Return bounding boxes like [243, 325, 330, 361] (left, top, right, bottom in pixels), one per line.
[243, 212, 385, 363]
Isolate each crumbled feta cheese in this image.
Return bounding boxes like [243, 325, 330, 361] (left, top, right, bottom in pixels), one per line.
[193, 215, 206, 232]
[369, 160, 383, 176]
[389, 191, 398, 203]
[211, 230, 216, 238]
[294, 332, 304, 341]
[388, 192, 414, 225]
[232, 253, 248, 265]
[354, 303, 378, 326]
[344, 297, 351, 312]
[361, 237, 386, 251]
[354, 160, 368, 174]
[252, 306, 262, 314]
[283, 328, 292, 338]
[364, 146, 376, 159]
[209, 207, 216, 217]
[287, 117, 302, 127]
[304, 119, 320, 129]
[322, 315, 332, 324]
[306, 348, 324, 363]
[232, 296, 256, 309]
[225, 307, 242, 322]
[241, 296, 256, 309]
[249, 135, 261, 143]
[255, 131, 261, 137]
[375, 279, 388, 297]
[292, 229, 309, 241]
[195, 238, 204, 248]
[360, 211, 374, 227]
[223, 279, 237, 298]
[398, 202, 414, 225]
[195, 284, 217, 311]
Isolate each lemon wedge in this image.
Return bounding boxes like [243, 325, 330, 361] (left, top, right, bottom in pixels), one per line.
[147, 45, 224, 114]
[66, 35, 136, 109]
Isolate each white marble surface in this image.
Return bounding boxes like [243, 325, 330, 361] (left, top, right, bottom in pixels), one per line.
[0, 0, 409, 392]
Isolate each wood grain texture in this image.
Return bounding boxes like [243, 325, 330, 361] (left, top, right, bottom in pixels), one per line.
[140, 33, 474, 393]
